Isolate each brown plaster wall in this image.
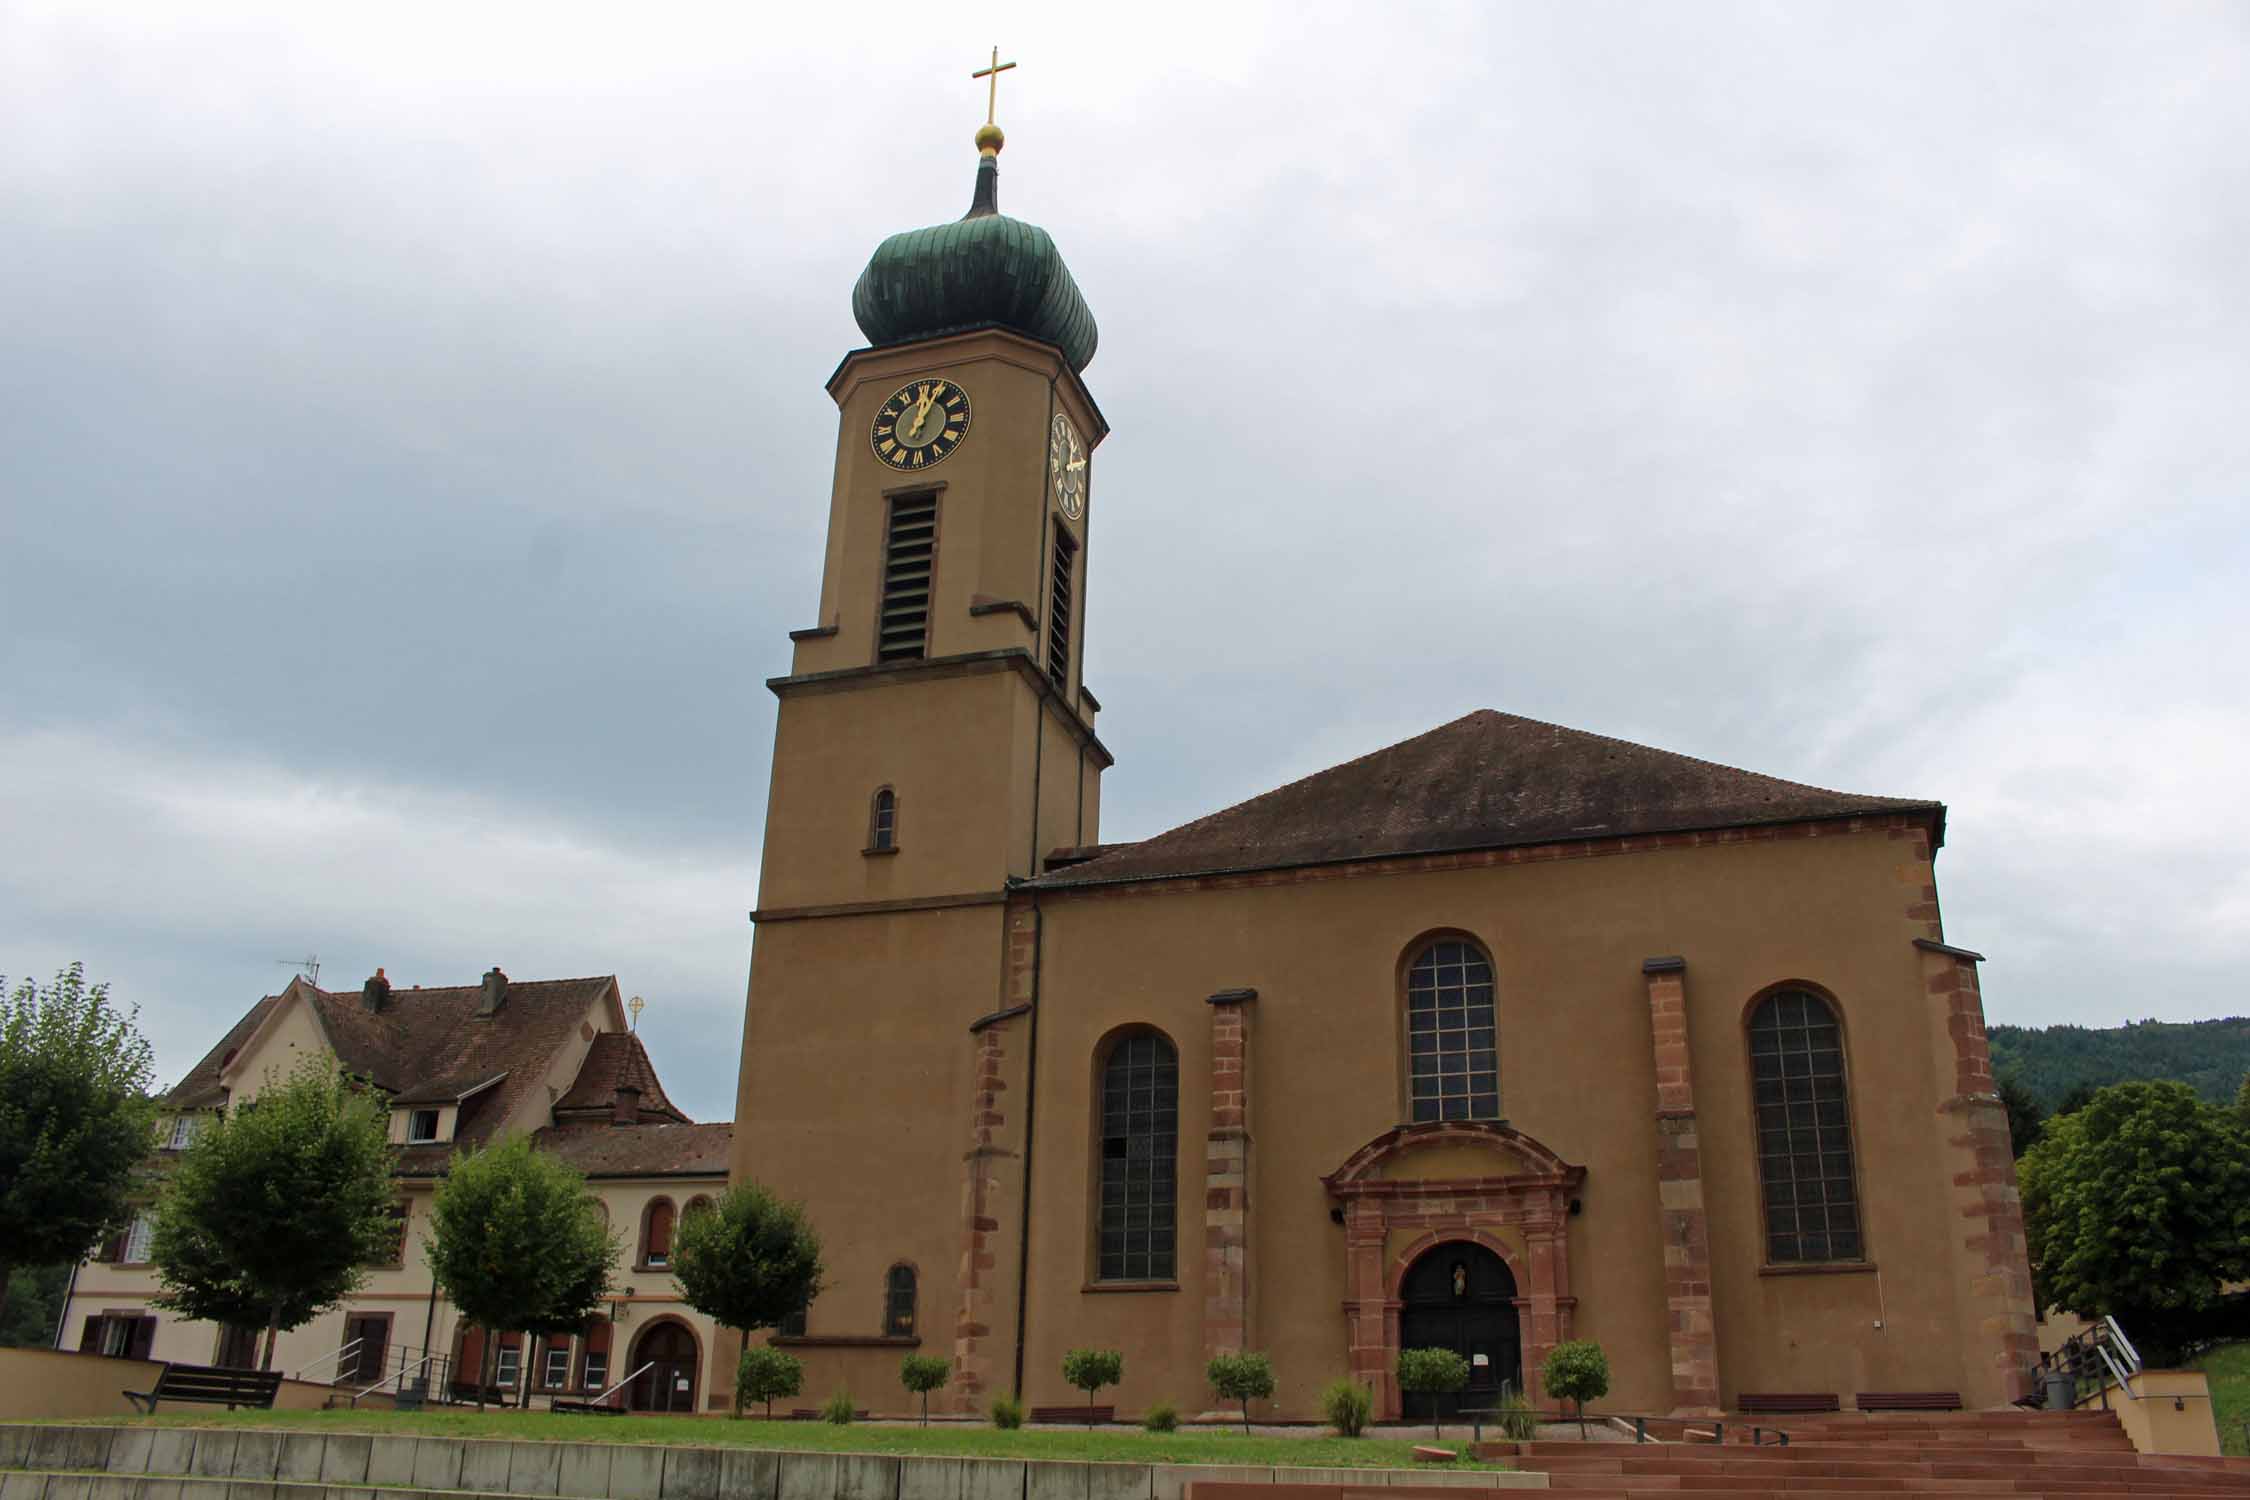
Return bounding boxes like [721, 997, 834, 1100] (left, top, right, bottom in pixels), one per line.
[1002, 821, 2021, 1417]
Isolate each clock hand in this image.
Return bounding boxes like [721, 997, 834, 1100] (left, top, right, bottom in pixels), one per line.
[904, 382, 943, 440]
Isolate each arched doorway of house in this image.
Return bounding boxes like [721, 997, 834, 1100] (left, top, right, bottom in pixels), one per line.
[1398, 1242, 1521, 1416]
[627, 1320, 698, 1413]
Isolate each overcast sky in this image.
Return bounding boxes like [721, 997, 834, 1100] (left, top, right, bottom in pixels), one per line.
[4, 2, 2245, 1123]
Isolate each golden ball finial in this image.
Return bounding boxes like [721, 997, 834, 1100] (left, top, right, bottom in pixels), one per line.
[976, 122, 1005, 156]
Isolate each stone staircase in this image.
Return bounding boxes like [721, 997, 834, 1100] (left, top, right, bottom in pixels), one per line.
[1484, 1409, 2250, 1500]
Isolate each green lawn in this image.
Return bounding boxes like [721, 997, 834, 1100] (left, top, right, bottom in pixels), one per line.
[2191, 1341, 2249, 1457]
[97, 1408, 1501, 1469]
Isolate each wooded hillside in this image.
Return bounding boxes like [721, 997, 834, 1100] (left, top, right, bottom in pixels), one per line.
[1989, 1016, 2250, 1112]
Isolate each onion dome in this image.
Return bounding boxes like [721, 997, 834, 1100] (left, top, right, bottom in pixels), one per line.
[850, 131, 1098, 374]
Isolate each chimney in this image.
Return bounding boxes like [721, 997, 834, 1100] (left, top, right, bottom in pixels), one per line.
[477, 966, 509, 1017]
[361, 967, 391, 1013]
[612, 1084, 642, 1127]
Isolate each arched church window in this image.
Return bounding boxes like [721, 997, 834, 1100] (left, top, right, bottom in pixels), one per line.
[1405, 938, 1499, 1123]
[1749, 988, 1863, 1263]
[1096, 1031, 1178, 1282]
[868, 788, 898, 853]
[884, 1264, 916, 1337]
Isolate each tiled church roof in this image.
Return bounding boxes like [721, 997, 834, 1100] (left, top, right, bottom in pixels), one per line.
[1035, 709, 1942, 889]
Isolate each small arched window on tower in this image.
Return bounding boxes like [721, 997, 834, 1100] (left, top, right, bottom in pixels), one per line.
[1749, 987, 1863, 1263]
[867, 788, 898, 854]
[1096, 1031, 1179, 1282]
[884, 1264, 917, 1337]
[1405, 937, 1500, 1123]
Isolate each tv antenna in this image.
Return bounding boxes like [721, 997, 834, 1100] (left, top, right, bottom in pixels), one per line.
[275, 953, 321, 984]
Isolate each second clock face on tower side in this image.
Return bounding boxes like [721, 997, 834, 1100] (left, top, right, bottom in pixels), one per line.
[1048, 411, 1086, 520]
[871, 378, 972, 471]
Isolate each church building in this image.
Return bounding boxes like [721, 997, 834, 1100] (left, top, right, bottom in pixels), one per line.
[731, 105, 2037, 1421]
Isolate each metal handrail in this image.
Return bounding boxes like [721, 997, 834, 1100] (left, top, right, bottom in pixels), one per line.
[293, 1337, 363, 1382]
[585, 1360, 653, 1409]
[2103, 1315, 2142, 1375]
[351, 1353, 435, 1408]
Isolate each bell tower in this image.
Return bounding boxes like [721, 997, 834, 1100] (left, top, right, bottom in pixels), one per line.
[729, 77, 1111, 1394]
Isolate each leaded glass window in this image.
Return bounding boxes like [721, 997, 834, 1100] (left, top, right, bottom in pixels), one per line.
[1750, 988, 1863, 1262]
[1406, 939, 1499, 1122]
[1097, 1032, 1177, 1281]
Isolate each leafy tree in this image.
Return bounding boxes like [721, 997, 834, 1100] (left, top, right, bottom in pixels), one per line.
[2054, 1083, 2100, 1119]
[1542, 1340, 1609, 1438]
[899, 1352, 950, 1426]
[1990, 1017, 2250, 1113]
[736, 1343, 802, 1419]
[424, 1134, 619, 1407]
[0, 964, 156, 1323]
[669, 1183, 824, 1415]
[149, 1054, 394, 1368]
[2018, 1079, 2250, 1363]
[0, 1264, 69, 1348]
[1396, 1346, 1468, 1440]
[1998, 1072, 2046, 1160]
[1205, 1350, 1274, 1432]
[2236, 1070, 2250, 1119]
[1061, 1347, 1122, 1425]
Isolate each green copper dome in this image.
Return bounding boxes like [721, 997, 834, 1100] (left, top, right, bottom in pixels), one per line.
[850, 155, 1098, 374]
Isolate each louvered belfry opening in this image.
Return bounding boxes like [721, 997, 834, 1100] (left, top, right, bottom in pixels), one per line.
[1046, 522, 1076, 690]
[878, 493, 938, 662]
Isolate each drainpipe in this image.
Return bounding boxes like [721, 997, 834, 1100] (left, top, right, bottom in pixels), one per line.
[1009, 888, 1044, 1399]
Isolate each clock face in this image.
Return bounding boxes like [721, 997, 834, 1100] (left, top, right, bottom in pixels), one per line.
[1048, 411, 1087, 520]
[871, 378, 971, 471]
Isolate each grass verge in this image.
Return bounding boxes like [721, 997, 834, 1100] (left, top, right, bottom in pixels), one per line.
[2191, 1341, 2249, 1456]
[93, 1408, 1502, 1469]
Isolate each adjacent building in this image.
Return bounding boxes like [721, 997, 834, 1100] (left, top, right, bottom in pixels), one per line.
[60, 970, 734, 1412]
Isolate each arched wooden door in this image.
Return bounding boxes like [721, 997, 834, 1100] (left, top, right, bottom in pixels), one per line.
[627, 1320, 698, 1413]
[1398, 1242, 1521, 1416]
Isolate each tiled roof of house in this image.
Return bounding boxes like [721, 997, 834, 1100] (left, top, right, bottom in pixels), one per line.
[531, 1122, 734, 1178]
[163, 975, 620, 1157]
[554, 1032, 691, 1124]
[1034, 709, 1942, 889]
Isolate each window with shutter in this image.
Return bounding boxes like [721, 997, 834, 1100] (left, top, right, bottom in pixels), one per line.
[642, 1199, 675, 1267]
[1046, 523, 1076, 690]
[877, 494, 938, 662]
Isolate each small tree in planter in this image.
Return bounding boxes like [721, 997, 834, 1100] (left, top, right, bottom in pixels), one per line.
[736, 1343, 802, 1420]
[1060, 1347, 1122, 1425]
[1206, 1350, 1275, 1433]
[1542, 1340, 1610, 1438]
[1396, 1346, 1469, 1441]
[900, 1352, 951, 1426]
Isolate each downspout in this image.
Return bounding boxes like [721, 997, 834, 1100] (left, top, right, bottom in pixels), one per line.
[1010, 888, 1044, 1398]
[52, 1261, 81, 1348]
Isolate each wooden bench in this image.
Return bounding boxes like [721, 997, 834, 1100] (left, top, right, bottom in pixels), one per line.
[1856, 1391, 1963, 1412]
[1029, 1405, 1114, 1425]
[1737, 1392, 1841, 1415]
[123, 1362, 284, 1413]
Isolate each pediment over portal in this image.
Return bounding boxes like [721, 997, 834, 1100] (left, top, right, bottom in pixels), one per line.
[1322, 1120, 1585, 1195]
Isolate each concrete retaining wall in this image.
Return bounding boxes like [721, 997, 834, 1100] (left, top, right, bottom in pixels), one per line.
[0, 1428, 1545, 1500]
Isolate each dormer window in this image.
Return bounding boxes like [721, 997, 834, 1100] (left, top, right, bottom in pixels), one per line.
[407, 1109, 441, 1144]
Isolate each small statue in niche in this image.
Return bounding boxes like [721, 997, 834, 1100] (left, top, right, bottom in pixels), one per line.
[1452, 1261, 1468, 1297]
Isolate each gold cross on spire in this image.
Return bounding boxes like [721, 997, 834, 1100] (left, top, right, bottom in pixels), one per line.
[973, 45, 1016, 126]
[972, 46, 1016, 156]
